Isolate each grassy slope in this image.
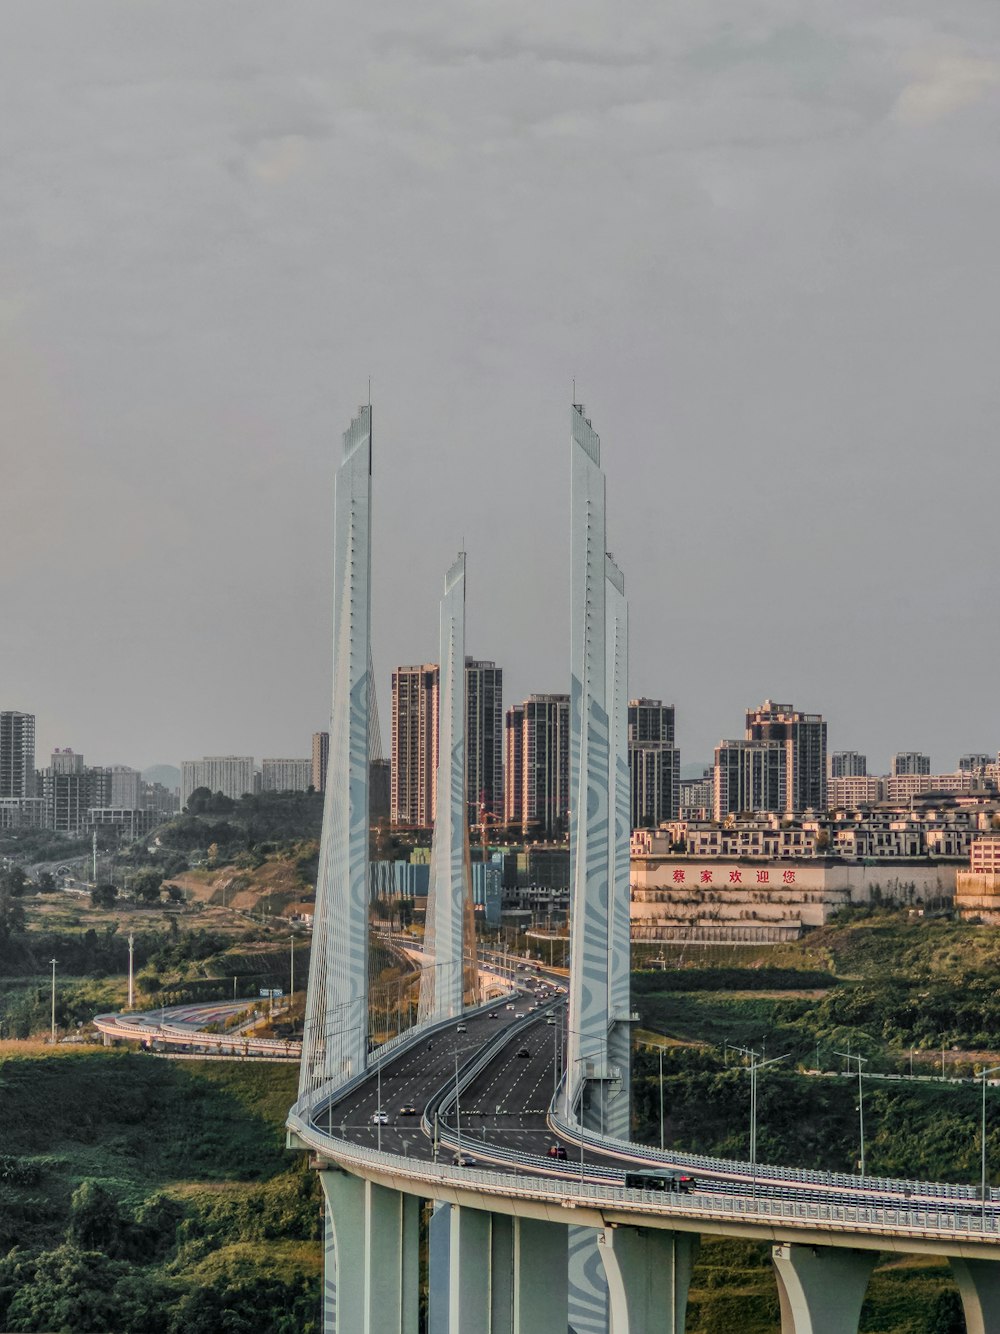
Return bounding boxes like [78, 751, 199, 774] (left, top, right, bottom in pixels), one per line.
[0, 1049, 320, 1332]
[635, 911, 995, 1333]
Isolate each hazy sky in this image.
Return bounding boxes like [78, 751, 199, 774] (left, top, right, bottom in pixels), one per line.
[2, 1, 999, 775]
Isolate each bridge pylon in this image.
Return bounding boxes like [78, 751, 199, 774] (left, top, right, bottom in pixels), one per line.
[567, 404, 632, 1137]
[420, 552, 479, 1021]
[299, 405, 373, 1099]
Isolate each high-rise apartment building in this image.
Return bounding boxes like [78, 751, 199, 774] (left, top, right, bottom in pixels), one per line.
[959, 753, 991, 774]
[180, 756, 255, 806]
[391, 665, 439, 826]
[504, 694, 570, 838]
[465, 658, 503, 828]
[505, 705, 525, 826]
[892, 751, 930, 777]
[745, 700, 827, 813]
[679, 769, 713, 819]
[627, 699, 675, 745]
[627, 699, 679, 828]
[0, 711, 35, 798]
[108, 765, 141, 808]
[830, 751, 867, 778]
[370, 758, 391, 822]
[261, 758, 311, 792]
[713, 739, 786, 820]
[311, 731, 329, 793]
[42, 749, 109, 833]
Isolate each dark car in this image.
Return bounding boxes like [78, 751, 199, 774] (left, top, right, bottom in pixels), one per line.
[516, 1047, 531, 1058]
[399, 1103, 417, 1116]
[547, 1144, 568, 1159]
[452, 1154, 477, 1167]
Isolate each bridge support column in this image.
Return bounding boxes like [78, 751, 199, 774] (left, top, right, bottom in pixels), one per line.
[512, 1216, 569, 1332]
[431, 1205, 568, 1333]
[318, 1169, 419, 1334]
[598, 1226, 697, 1334]
[950, 1257, 1000, 1334]
[449, 1204, 492, 1330]
[772, 1243, 875, 1334]
[569, 1225, 608, 1333]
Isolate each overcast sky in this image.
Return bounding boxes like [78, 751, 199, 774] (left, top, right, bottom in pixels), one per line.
[2, 1, 998, 776]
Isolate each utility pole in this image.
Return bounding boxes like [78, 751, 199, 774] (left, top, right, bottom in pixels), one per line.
[127, 934, 135, 1009]
[289, 934, 295, 999]
[49, 958, 57, 1042]
[92, 832, 98, 884]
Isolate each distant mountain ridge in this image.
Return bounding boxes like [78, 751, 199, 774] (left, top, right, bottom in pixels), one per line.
[142, 763, 180, 791]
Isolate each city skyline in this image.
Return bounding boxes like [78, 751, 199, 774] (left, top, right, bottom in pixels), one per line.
[3, 3, 999, 780]
[11, 682, 1000, 793]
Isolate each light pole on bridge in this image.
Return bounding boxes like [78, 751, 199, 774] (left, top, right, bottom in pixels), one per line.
[978, 1063, 1000, 1221]
[835, 1051, 868, 1178]
[731, 1045, 788, 1174]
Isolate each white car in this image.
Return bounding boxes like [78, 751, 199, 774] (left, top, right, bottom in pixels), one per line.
[370, 1111, 389, 1125]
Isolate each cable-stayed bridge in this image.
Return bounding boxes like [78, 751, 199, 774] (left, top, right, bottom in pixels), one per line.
[287, 403, 1000, 1334]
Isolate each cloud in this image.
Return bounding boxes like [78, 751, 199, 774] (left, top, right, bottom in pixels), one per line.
[892, 51, 1000, 125]
[246, 133, 310, 184]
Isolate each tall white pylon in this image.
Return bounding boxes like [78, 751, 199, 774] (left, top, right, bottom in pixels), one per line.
[420, 553, 479, 1020]
[566, 403, 631, 1131]
[299, 404, 372, 1098]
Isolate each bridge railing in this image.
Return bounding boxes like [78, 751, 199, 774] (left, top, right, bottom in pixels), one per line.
[288, 1108, 1000, 1242]
[547, 1075, 983, 1204]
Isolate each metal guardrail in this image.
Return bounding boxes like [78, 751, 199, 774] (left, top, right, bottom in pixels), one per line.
[546, 1077, 983, 1205]
[93, 1013, 301, 1058]
[287, 1004, 1000, 1245]
[288, 1105, 1000, 1243]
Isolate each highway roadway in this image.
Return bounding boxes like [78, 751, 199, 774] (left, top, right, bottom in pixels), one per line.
[316, 971, 1000, 1225]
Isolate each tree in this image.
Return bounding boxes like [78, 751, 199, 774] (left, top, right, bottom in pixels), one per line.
[91, 883, 117, 909]
[132, 871, 163, 904]
[0, 887, 26, 946]
[66, 1181, 127, 1254]
[36, 870, 56, 893]
[0, 864, 27, 896]
[184, 786, 213, 814]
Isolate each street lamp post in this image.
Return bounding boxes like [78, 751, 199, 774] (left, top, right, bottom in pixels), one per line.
[979, 1063, 1000, 1221]
[659, 1046, 665, 1152]
[568, 1053, 593, 1186]
[49, 958, 57, 1043]
[835, 1051, 868, 1177]
[732, 1045, 788, 1174]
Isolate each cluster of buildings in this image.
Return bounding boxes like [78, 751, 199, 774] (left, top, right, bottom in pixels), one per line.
[180, 668, 679, 845]
[17, 680, 1000, 945]
[0, 711, 178, 839]
[384, 664, 677, 840]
